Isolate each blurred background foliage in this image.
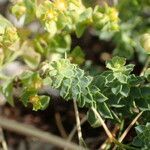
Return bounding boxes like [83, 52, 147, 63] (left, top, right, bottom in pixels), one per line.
[0, 0, 149, 72]
[94, 0, 150, 61]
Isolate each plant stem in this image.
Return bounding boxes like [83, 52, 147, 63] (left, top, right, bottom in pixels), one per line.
[113, 112, 143, 150]
[0, 116, 85, 150]
[55, 112, 68, 139]
[91, 107, 138, 150]
[100, 125, 119, 150]
[140, 56, 150, 76]
[73, 99, 84, 145]
[65, 116, 87, 150]
[68, 116, 87, 142]
[0, 127, 8, 150]
[91, 107, 114, 140]
[118, 111, 143, 143]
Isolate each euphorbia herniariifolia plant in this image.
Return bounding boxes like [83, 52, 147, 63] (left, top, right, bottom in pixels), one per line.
[0, 0, 150, 149]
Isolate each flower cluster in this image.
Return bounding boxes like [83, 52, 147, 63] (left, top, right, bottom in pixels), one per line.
[140, 33, 150, 54]
[11, 0, 119, 37]
[0, 15, 19, 48]
[36, 0, 85, 36]
[11, 0, 26, 18]
[0, 15, 19, 66]
[93, 4, 119, 31]
[2, 27, 19, 47]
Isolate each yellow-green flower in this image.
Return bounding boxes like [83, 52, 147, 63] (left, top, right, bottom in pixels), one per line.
[44, 9, 57, 21]
[0, 48, 4, 65]
[140, 33, 150, 53]
[29, 95, 41, 111]
[11, 2, 26, 18]
[3, 26, 19, 47]
[53, 0, 68, 11]
[32, 79, 43, 90]
[109, 8, 119, 22]
[37, 1, 58, 23]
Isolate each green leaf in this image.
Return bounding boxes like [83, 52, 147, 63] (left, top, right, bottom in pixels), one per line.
[95, 91, 108, 103]
[78, 96, 86, 108]
[78, 7, 93, 24]
[93, 75, 106, 89]
[0, 15, 19, 47]
[125, 64, 135, 74]
[87, 109, 101, 128]
[60, 78, 72, 100]
[108, 95, 125, 108]
[132, 123, 150, 149]
[75, 8, 93, 37]
[120, 84, 130, 97]
[144, 68, 150, 82]
[91, 86, 108, 102]
[106, 56, 126, 71]
[111, 84, 122, 95]
[141, 87, 150, 98]
[19, 71, 42, 91]
[129, 75, 144, 86]
[134, 98, 150, 111]
[114, 72, 128, 83]
[45, 21, 57, 36]
[105, 72, 115, 84]
[49, 34, 71, 53]
[69, 46, 85, 65]
[2, 80, 14, 106]
[21, 89, 37, 106]
[130, 87, 142, 98]
[0, 15, 13, 33]
[75, 23, 86, 38]
[98, 103, 113, 119]
[19, 71, 34, 85]
[21, 42, 41, 69]
[39, 95, 50, 110]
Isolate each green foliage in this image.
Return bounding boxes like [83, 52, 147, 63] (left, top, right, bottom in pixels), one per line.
[11, 0, 119, 38]
[19, 71, 50, 111]
[133, 123, 150, 149]
[21, 41, 41, 69]
[93, 4, 119, 31]
[0, 1, 150, 149]
[97, 0, 150, 60]
[0, 15, 19, 66]
[27, 56, 148, 121]
[140, 33, 150, 54]
[87, 109, 101, 128]
[47, 59, 98, 108]
[69, 46, 85, 65]
[144, 68, 150, 82]
[1, 79, 14, 106]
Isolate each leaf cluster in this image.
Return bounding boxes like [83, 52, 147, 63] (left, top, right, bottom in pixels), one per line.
[133, 123, 150, 149]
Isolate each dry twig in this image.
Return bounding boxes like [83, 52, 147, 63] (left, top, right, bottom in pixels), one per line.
[68, 115, 87, 142]
[119, 111, 143, 143]
[0, 116, 85, 150]
[73, 99, 83, 145]
[0, 127, 8, 150]
[55, 112, 68, 139]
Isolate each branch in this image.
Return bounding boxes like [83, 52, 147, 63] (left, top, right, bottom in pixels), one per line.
[0, 116, 85, 150]
[140, 57, 150, 76]
[112, 112, 143, 150]
[55, 112, 68, 139]
[118, 111, 143, 143]
[68, 116, 87, 142]
[91, 107, 114, 141]
[0, 127, 8, 150]
[91, 107, 137, 150]
[73, 99, 84, 145]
